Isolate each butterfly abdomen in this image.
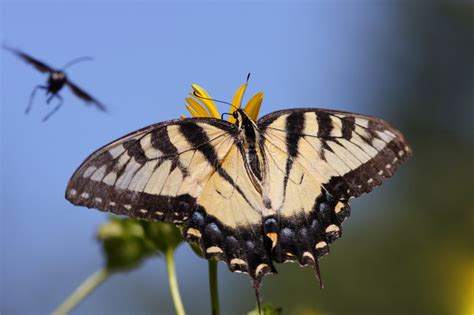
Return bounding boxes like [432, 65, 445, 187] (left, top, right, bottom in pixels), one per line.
[239, 110, 264, 181]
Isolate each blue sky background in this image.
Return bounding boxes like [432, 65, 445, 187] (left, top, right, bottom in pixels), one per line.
[4, 1, 471, 315]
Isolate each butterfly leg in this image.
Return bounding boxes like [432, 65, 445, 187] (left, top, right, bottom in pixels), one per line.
[25, 85, 47, 114]
[42, 94, 63, 122]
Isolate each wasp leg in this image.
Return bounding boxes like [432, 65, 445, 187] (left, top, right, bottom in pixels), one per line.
[46, 93, 55, 104]
[26, 85, 47, 114]
[42, 94, 63, 122]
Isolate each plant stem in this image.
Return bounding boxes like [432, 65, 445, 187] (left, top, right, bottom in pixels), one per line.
[53, 268, 110, 315]
[208, 260, 220, 315]
[165, 248, 186, 315]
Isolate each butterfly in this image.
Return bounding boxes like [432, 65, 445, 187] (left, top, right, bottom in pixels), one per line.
[4, 46, 107, 121]
[66, 106, 411, 304]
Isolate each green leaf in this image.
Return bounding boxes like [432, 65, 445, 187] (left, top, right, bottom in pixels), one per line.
[97, 218, 157, 271]
[189, 242, 204, 258]
[97, 217, 185, 272]
[247, 303, 282, 315]
[142, 221, 183, 252]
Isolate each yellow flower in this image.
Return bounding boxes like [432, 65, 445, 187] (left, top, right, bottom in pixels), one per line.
[183, 80, 263, 123]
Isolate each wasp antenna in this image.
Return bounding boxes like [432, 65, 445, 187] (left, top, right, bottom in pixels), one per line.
[62, 56, 93, 70]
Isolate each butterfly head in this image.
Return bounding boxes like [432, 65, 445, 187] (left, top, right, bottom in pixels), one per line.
[232, 108, 246, 129]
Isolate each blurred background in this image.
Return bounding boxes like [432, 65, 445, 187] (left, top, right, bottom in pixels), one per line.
[1, 1, 473, 314]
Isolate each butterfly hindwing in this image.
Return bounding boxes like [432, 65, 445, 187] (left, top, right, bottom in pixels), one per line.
[183, 142, 274, 279]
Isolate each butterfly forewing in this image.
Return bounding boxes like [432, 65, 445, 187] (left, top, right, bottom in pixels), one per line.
[259, 108, 412, 200]
[66, 118, 237, 223]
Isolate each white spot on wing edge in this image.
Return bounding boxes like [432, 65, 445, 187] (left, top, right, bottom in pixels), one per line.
[69, 189, 77, 196]
[325, 224, 340, 234]
[255, 263, 269, 275]
[230, 258, 246, 266]
[186, 228, 201, 238]
[302, 251, 315, 262]
[315, 241, 327, 249]
[206, 246, 223, 254]
[335, 201, 345, 214]
[80, 192, 90, 199]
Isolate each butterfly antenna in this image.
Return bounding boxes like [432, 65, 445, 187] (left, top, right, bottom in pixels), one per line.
[62, 56, 93, 70]
[192, 91, 238, 111]
[238, 72, 252, 109]
[221, 112, 232, 120]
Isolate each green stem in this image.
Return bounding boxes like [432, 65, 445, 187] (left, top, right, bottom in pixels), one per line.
[165, 248, 186, 315]
[208, 260, 220, 315]
[53, 268, 110, 315]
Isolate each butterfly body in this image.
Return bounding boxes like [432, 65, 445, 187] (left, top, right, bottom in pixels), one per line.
[66, 106, 411, 295]
[234, 109, 265, 186]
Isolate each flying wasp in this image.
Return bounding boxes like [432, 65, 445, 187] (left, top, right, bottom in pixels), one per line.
[4, 46, 107, 121]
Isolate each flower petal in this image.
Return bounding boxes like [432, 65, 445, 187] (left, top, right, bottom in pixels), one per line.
[229, 82, 248, 123]
[191, 84, 220, 118]
[185, 104, 200, 117]
[244, 92, 263, 122]
[186, 98, 210, 117]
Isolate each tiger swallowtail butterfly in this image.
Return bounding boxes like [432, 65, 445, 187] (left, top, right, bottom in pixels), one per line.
[66, 106, 411, 302]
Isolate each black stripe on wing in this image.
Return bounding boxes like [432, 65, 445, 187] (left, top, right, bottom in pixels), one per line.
[284, 111, 305, 195]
